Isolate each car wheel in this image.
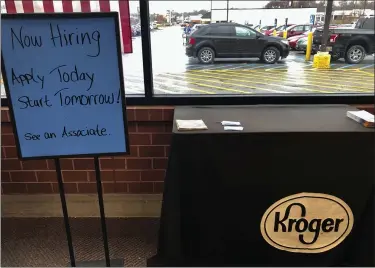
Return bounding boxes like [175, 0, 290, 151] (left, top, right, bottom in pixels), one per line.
[345, 45, 366, 64]
[198, 47, 215, 64]
[261, 46, 280, 64]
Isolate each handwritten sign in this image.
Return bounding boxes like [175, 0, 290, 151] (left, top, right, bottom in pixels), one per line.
[1, 13, 129, 159]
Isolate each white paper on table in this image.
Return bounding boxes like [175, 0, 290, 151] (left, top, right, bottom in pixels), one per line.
[221, 121, 241, 126]
[347, 110, 374, 123]
[224, 126, 244, 131]
[176, 119, 208, 130]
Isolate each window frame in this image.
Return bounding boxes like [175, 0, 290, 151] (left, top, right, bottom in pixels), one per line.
[1, 0, 373, 107]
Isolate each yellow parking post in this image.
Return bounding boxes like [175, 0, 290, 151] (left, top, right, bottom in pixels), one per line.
[283, 31, 287, 39]
[305, 31, 313, 61]
[273, 30, 277, 36]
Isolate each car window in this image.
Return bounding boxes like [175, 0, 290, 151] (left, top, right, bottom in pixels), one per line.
[362, 18, 374, 29]
[194, 26, 209, 35]
[235, 27, 256, 38]
[209, 25, 234, 36]
[293, 25, 305, 31]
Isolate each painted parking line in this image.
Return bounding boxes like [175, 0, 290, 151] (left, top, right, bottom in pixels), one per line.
[265, 65, 290, 71]
[206, 64, 245, 70]
[163, 73, 282, 94]
[264, 68, 372, 77]
[357, 70, 375, 77]
[359, 64, 375, 70]
[160, 74, 251, 94]
[336, 64, 356, 69]
[183, 71, 334, 93]
[226, 63, 253, 70]
[232, 69, 374, 86]
[125, 73, 216, 94]
[246, 64, 275, 70]
[221, 70, 373, 92]
[205, 70, 373, 93]
[153, 77, 215, 94]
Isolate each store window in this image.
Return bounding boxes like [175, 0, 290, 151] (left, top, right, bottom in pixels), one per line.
[148, 0, 374, 97]
[1, 0, 374, 103]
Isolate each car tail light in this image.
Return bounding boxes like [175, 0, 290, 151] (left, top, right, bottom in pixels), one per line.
[329, 34, 339, 43]
[189, 37, 196, 45]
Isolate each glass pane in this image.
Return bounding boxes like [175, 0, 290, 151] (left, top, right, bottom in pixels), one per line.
[235, 27, 254, 38]
[0, 0, 144, 99]
[124, 0, 145, 96]
[150, 0, 374, 96]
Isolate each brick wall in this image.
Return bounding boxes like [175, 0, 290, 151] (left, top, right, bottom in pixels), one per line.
[1, 104, 374, 195]
[1, 107, 174, 195]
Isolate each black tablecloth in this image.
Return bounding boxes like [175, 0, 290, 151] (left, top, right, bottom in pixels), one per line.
[148, 105, 374, 267]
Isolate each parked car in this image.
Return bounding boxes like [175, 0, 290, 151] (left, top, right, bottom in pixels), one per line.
[264, 24, 295, 36]
[313, 17, 375, 63]
[186, 23, 290, 64]
[295, 36, 308, 51]
[288, 32, 309, 50]
[278, 24, 311, 38]
[131, 24, 141, 36]
[252, 24, 261, 31]
[288, 26, 337, 50]
[260, 25, 275, 33]
[191, 24, 205, 33]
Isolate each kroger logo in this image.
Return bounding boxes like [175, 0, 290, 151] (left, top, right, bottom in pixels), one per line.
[260, 193, 354, 253]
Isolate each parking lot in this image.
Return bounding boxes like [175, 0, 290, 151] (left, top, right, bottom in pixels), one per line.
[1, 25, 374, 97]
[123, 25, 374, 95]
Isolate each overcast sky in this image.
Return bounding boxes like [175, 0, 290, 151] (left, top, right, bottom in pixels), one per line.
[128, 1, 371, 15]
[129, 1, 267, 14]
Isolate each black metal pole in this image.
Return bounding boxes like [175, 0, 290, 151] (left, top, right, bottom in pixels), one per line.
[94, 156, 111, 267]
[55, 159, 76, 267]
[210, 0, 212, 22]
[320, 0, 333, 52]
[226, 0, 229, 22]
[139, 0, 153, 99]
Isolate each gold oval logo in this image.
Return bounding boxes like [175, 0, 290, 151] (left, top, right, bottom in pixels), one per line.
[260, 192, 354, 253]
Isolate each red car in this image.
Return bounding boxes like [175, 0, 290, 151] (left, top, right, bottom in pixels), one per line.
[264, 24, 295, 36]
[288, 32, 310, 50]
[278, 24, 311, 38]
[287, 26, 338, 50]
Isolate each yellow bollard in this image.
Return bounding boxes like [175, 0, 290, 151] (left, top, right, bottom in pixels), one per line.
[283, 31, 287, 39]
[305, 31, 313, 61]
[273, 30, 277, 36]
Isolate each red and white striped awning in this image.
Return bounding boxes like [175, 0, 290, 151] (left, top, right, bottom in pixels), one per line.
[2, 0, 132, 53]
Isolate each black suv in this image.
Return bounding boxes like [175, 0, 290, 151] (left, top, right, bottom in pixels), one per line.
[185, 23, 290, 64]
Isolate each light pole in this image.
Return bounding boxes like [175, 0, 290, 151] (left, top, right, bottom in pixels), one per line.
[320, 0, 333, 52]
[226, 0, 229, 22]
[210, 0, 213, 22]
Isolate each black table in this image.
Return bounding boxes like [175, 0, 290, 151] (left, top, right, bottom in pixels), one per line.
[148, 105, 374, 267]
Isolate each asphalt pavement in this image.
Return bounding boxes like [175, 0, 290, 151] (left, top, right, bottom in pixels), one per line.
[1, 25, 374, 97]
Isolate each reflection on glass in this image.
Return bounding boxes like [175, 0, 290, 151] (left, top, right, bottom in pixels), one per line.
[150, 0, 374, 96]
[123, 1, 144, 95]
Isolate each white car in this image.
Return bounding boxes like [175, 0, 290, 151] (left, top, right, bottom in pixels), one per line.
[191, 24, 204, 33]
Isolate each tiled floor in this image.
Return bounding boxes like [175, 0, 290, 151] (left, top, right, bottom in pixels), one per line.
[1, 218, 159, 267]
